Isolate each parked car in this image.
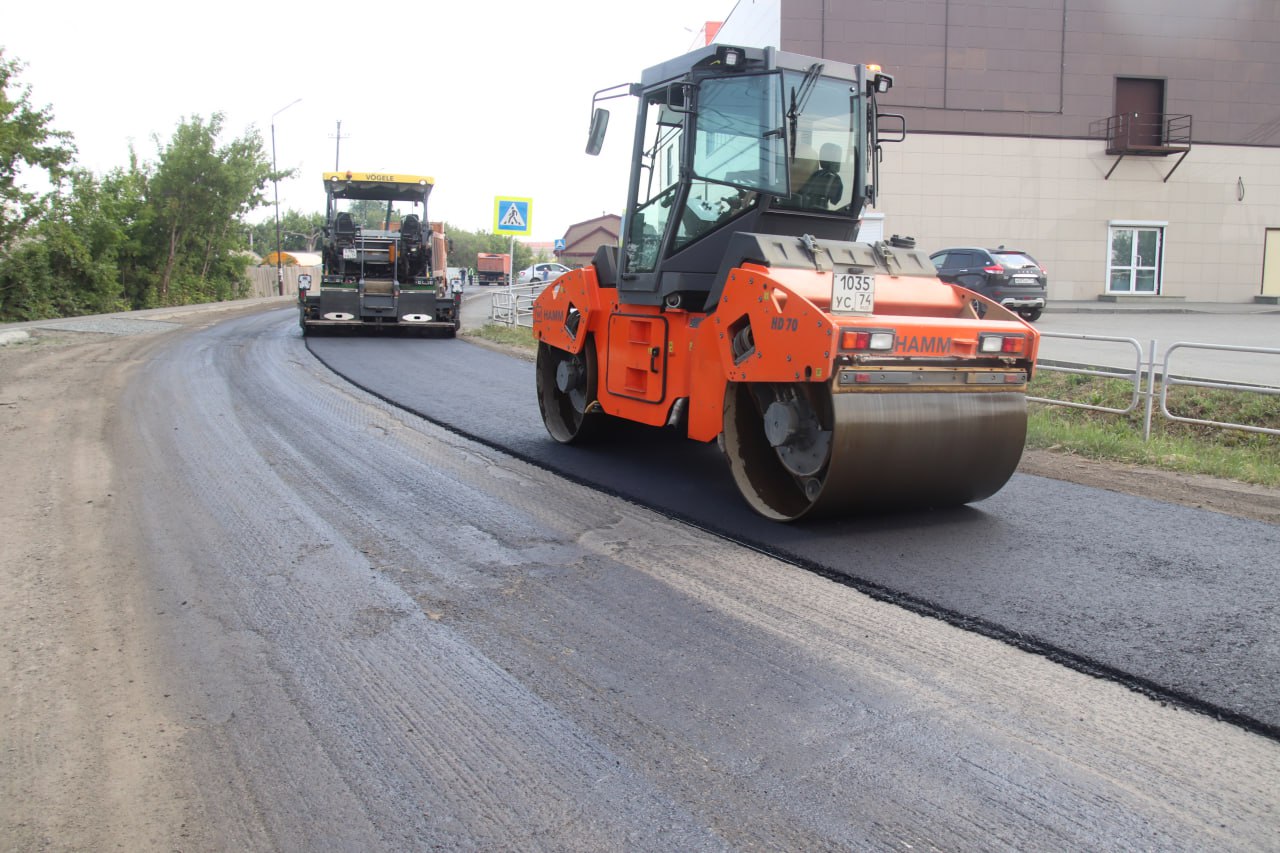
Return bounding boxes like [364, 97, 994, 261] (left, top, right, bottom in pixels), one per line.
[928, 247, 1048, 321]
[516, 262, 571, 284]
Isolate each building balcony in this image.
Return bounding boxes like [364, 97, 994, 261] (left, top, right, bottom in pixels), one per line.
[1089, 113, 1192, 180]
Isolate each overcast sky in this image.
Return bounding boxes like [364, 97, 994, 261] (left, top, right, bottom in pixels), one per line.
[7, 0, 741, 242]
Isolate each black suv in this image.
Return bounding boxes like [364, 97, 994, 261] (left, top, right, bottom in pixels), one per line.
[928, 247, 1048, 321]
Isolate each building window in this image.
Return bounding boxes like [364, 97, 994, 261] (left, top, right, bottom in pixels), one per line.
[706, 130, 732, 155]
[1108, 223, 1165, 294]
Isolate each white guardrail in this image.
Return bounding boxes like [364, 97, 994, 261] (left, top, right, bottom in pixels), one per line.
[489, 282, 550, 328]
[1030, 332, 1280, 440]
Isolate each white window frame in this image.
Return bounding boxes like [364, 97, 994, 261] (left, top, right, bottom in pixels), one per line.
[1107, 220, 1166, 294]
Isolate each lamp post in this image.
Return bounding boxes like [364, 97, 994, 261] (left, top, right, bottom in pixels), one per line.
[271, 98, 302, 296]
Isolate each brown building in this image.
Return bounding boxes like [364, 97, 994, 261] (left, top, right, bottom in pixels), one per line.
[559, 214, 622, 269]
[521, 240, 558, 261]
[717, 0, 1280, 302]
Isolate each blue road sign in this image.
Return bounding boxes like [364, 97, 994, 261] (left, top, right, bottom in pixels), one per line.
[494, 197, 532, 236]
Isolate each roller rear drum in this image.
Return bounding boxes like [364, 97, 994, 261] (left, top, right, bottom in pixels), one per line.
[537, 342, 605, 443]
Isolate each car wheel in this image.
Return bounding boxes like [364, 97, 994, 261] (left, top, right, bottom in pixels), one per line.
[1020, 308, 1043, 322]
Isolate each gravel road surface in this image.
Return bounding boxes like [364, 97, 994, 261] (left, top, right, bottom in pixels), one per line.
[2, 302, 1277, 850]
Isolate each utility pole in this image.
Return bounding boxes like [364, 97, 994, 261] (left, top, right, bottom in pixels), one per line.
[272, 98, 302, 296]
[329, 120, 347, 170]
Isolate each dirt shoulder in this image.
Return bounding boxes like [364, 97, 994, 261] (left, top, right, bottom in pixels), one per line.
[0, 304, 275, 851]
[1, 328, 192, 849]
[1017, 449, 1280, 526]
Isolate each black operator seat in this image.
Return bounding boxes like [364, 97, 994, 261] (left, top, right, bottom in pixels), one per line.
[334, 211, 358, 240]
[400, 214, 422, 243]
[796, 143, 844, 209]
[592, 243, 618, 288]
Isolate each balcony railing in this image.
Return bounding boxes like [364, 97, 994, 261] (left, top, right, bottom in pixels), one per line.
[1089, 113, 1192, 181]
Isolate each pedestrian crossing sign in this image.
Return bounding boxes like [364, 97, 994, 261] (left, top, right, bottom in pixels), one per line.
[494, 197, 533, 236]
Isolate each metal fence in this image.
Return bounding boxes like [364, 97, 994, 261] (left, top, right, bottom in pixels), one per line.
[1030, 331, 1280, 440]
[489, 283, 549, 328]
[1161, 342, 1280, 437]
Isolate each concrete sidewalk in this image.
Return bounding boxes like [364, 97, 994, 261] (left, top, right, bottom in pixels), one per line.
[1036, 302, 1279, 386]
[1046, 300, 1280, 315]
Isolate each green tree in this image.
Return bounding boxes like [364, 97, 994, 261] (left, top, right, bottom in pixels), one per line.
[0, 72, 279, 319]
[249, 208, 326, 256]
[0, 168, 140, 319]
[106, 154, 156, 309]
[348, 199, 394, 230]
[134, 113, 273, 306]
[442, 223, 534, 273]
[0, 50, 76, 252]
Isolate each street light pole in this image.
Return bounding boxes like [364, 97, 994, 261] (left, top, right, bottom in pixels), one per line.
[271, 98, 302, 296]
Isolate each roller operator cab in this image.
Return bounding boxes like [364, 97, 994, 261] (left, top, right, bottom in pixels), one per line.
[298, 172, 460, 336]
[532, 45, 1041, 521]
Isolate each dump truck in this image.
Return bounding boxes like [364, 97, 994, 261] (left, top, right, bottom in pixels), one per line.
[476, 253, 511, 286]
[298, 172, 460, 336]
[531, 45, 1040, 521]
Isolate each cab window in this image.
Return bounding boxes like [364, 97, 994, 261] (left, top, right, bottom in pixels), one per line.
[625, 92, 686, 273]
[776, 74, 861, 214]
[672, 72, 786, 251]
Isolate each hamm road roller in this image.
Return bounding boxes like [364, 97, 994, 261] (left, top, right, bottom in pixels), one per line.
[532, 45, 1040, 521]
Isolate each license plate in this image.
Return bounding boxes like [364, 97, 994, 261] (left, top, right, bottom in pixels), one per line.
[831, 272, 875, 313]
[343, 248, 358, 260]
